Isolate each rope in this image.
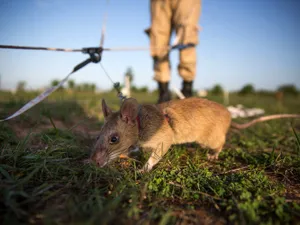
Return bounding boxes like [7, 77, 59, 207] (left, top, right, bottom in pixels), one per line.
[0, 44, 82, 52]
[0, 43, 195, 53]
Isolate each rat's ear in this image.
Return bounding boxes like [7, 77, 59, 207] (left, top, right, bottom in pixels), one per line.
[102, 99, 112, 119]
[120, 98, 139, 125]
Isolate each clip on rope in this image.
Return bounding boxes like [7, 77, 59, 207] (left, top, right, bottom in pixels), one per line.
[99, 62, 127, 102]
[114, 82, 127, 101]
[73, 47, 102, 73]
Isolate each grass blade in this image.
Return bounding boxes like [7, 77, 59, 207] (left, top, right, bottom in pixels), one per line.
[291, 125, 300, 156]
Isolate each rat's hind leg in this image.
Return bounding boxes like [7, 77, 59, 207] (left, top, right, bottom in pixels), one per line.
[207, 145, 223, 161]
[203, 135, 226, 161]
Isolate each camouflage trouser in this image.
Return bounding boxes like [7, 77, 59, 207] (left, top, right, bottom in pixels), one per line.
[146, 0, 201, 82]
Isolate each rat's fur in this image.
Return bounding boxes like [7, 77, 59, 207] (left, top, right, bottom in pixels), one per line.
[91, 97, 231, 171]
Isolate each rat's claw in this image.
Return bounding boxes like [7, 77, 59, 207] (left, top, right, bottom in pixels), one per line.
[138, 163, 152, 173]
[207, 153, 219, 161]
[138, 168, 146, 173]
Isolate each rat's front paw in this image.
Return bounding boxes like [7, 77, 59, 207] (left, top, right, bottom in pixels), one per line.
[138, 163, 153, 173]
[138, 168, 146, 173]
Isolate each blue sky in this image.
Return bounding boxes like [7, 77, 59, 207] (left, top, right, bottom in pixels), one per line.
[0, 0, 299, 91]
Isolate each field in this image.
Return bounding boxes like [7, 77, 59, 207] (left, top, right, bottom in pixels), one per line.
[1, 90, 300, 225]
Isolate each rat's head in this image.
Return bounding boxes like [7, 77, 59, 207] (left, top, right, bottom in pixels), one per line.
[91, 98, 140, 167]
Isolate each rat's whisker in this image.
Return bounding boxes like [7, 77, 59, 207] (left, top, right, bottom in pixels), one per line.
[108, 151, 124, 160]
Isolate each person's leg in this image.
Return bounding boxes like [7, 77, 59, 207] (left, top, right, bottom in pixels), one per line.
[147, 0, 172, 103]
[173, 0, 202, 97]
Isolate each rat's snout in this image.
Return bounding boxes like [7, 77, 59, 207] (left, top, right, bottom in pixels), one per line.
[91, 150, 108, 167]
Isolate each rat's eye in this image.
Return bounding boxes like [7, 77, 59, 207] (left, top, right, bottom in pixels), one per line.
[96, 136, 100, 140]
[109, 135, 119, 144]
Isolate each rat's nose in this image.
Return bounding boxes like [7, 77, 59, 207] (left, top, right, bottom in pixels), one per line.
[91, 151, 107, 167]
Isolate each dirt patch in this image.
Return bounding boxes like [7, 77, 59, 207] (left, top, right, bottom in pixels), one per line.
[266, 171, 300, 204]
[172, 208, 226, 225]
[285, 184, 300, 203]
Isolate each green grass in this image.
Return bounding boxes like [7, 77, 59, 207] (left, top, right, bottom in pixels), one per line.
[0, 91, 300, 224]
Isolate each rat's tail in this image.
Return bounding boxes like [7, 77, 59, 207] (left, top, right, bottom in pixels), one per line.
[231, 114, 300, 130]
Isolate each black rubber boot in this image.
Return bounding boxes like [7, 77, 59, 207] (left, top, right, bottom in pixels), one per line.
[157, 82, 171, 103]
[181, 80, 193, 98]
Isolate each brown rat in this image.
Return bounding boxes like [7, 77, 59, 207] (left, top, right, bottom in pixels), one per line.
[90, 97, 300, 172]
